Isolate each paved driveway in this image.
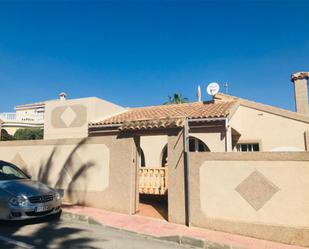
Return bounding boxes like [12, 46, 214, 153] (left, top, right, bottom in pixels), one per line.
[0, 215, 196, 249]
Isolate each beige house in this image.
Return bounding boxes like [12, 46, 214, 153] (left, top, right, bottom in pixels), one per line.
[2, 72, 308, 155]
[0, 72, 308, 246]
[89, 72, 309, 169]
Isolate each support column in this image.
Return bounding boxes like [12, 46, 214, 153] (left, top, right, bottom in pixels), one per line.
[130, 135, 140, 215]
[225, 125, 232, 152]
[167, 128, 186, 224]
[305, 130, 309, 151]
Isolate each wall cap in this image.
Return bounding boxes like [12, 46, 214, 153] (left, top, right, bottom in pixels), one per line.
[291, 72, 309, 81]
[189, 152, 309, 161]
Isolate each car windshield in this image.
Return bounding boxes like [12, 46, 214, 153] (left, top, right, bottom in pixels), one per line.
[0, 161, 29, 181]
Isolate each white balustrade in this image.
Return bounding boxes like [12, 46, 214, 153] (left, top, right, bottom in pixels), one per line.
[0, 112, 44, 123]
[139, 167, 168, 195]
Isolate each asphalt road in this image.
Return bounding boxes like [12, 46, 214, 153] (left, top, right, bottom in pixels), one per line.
[0, 214, 197, 249]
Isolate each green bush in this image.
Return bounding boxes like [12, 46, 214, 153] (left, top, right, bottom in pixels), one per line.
[1, 128, 43, 141]
[13, 128, 43, 140]
[1, 129, 15, 141]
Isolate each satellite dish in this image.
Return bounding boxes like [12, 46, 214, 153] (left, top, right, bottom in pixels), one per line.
[207, 82, 220, 96]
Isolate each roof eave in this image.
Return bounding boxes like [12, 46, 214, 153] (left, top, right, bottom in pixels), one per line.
[239, 99, 309, 124]
[216, 93, 309, 124]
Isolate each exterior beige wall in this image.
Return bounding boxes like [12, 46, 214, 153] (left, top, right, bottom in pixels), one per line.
[93, 98, 125, 120]
[190, 152, 309, 247]
[0, 136, 138, 214]
[230, 105, 309, 151]
[140, 127, 226, 168]
[168, 129, 186, 225]
[141, 135, 167, 167]
[44, 97, 124, 140]
[190, 127, 226, 152]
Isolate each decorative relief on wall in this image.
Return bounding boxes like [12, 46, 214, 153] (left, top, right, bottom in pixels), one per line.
[51, 105, 87, 128]
[57, 144, 110, 192]
[235, 170, 280, 211]
[61, 107, 77, 127]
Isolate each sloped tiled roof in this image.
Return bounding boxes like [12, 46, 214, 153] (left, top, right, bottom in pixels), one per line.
[89, 92, 309, 130]
[119, 118, 185, 131]
[89, 100, 237, 128]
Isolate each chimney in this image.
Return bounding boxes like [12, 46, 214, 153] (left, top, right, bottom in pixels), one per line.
[291, 72, 309, 114]
[59, 92, 67, 101]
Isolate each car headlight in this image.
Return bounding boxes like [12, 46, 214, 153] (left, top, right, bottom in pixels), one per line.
[9, 195, 28, 207]
[55, 192, 61, 201]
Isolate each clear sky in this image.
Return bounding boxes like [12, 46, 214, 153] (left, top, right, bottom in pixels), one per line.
[0, 1, 308, 112]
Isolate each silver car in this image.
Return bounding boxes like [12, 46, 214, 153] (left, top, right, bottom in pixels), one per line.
[0, 160, 62, 220]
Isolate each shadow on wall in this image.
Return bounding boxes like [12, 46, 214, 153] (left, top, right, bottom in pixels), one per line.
[36, 138, 95, 205]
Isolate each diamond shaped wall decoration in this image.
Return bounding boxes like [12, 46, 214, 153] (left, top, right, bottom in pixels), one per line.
[51, 105, 87, 128]
[61, 107, 77, 127]
[235, 170, 280, 211]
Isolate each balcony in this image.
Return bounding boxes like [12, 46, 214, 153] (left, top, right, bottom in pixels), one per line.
[0, 112, 44, 124]
[139, 167, 168, 195]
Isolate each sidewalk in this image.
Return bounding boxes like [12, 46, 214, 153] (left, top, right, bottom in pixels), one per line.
[62, 205, 307, 249]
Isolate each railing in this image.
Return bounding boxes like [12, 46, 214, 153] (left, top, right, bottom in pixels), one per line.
[0, 112, 44, 123]
[139, 167, 168, 195]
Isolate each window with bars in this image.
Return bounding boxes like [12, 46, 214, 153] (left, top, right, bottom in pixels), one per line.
[236, 143, 260, 152]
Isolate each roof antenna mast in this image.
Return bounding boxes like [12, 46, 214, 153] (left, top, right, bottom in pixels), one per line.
[224, 82, 229, 94]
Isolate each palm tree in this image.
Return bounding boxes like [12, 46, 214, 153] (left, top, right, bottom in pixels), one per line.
[164, 93, 188, 105]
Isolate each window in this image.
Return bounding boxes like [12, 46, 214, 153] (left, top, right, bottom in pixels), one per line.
[189, 137, 210, 152]
[0, 162, 29, 181]
[160, 138, 210, 167]
[236, 143, 260, 152]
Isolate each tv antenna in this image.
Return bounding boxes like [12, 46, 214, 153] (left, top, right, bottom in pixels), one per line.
[224, 82, 229, 93]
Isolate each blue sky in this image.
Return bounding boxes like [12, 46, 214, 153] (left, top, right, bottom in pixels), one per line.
[0, 1, 308, 112]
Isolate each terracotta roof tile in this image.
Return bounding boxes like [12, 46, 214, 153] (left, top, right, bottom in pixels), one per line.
[119, 118, 185, 131]
[90, 100, 237, 128]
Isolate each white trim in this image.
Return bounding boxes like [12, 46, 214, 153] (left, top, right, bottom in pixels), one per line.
[2, 123, 43, 128]
[237, 143, 260, 152]
[188, 117, 227, 122]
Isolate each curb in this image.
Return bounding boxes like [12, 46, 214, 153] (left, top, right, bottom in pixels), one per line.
[61, 211, 153, 238]
[159, 235, 244, 249]
[61, 211, 245, 249]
